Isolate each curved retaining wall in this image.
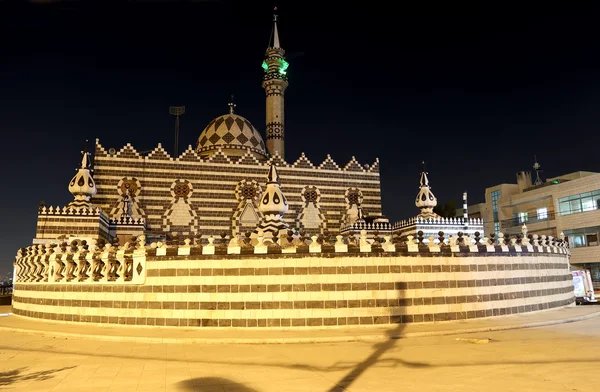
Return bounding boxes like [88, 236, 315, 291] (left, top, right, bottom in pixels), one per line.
[12, 247, 574, 328]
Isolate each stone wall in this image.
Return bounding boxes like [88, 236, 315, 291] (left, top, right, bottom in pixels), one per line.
[12, 241, 574, 328]
[92, 140, 382, 238]
[35, 206, 110, 242]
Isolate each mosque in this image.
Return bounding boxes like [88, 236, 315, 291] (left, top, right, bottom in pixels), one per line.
[13, 10, 575, 330]
[33, 10, 487, 248]
[35, 11, 388, 246]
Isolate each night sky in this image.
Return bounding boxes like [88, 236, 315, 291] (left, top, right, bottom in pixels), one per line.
[1, 1, 599, 276]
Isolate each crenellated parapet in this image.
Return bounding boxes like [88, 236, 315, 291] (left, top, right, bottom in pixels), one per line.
[92, 139, 383, 239]
[15, 230, 571, 286]
[15, 236, 147, 284]
[395, 216, 484, 227]
[35, 204, 111, 242]
[95, 140, 380, 173]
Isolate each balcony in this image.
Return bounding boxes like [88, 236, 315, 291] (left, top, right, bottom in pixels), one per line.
[500, 211, 556, 233]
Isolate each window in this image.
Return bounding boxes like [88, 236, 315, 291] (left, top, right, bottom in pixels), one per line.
[569, 234, 586, 248]
[537, 207, 548, 220]
[490, 190, 501, 237]
[491, 190, 501, 236]
[564, 227, 600, 248]
[518, 212, 528, 223]
[559, 190, 600, 216]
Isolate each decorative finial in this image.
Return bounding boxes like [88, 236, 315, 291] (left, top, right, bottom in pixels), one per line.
[228, 95, 236, 114]
[419, 161, 429, 188]
[271, 6, 280, 48]
[254, 162, 289, 237]
[80, 139, 91, 169]
[266, 163, 280, 184]
[415, 162, 437, 216]
[69, 139, 97, 205]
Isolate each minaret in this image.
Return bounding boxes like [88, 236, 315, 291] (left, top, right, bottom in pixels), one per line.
[262, 6, 289, 160]
[68, 140, 97, 208]
[415, 162, 438, 219]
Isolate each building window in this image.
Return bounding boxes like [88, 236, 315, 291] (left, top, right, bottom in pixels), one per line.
[491, 190, 500, 236]
[537, 207, 548, 220]
[569, 234, 586, 248]
[565, 227, 600, 248]
[558, 190, 600, 216]
[518, 212, 528, 223]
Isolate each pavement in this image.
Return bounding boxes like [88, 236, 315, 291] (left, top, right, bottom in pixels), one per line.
[0, 305, 600, 392]
[2, 307, 600, 391]
[0, 304, 599, 344]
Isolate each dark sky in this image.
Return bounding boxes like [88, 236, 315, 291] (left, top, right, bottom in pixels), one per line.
[1, 1, 599, 275]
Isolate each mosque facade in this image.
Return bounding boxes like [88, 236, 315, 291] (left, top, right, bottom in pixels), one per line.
[12, 10, 577, 331]
[36, 12, 383, 245]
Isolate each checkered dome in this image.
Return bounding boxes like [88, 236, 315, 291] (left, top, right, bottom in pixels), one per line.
[196, 113, 267, 158]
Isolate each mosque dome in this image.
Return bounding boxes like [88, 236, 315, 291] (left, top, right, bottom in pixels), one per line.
[196, 104, 267, 160]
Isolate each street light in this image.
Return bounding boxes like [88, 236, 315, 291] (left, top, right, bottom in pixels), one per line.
[169, 106, 185, 157]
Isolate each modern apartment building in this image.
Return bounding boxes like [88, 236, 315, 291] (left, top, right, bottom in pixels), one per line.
[482, 168, 600, 289]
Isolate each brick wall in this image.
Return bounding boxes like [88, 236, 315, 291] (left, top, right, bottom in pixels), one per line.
[12, 252, 574, 328]
[92, 141, 382, 238]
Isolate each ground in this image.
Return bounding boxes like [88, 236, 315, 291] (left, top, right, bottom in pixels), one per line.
[1, 310, 599, 391]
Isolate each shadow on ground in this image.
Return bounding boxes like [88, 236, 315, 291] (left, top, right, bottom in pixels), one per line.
[326, 322, 427, 391]
[177, 377, 257, 391]
[173, 286, 419, 391]
[0, 366, 75, 387]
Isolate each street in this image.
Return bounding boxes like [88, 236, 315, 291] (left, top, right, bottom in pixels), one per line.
[1, 316, 599, 391]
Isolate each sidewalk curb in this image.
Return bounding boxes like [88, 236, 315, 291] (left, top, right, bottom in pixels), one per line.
[1, 310, 599, 344]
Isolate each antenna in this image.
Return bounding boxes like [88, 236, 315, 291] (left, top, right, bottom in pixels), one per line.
[533, 155, 543, 185]
[169, 106, 185, 157]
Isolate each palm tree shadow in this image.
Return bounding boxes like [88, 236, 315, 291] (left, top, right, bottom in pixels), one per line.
[0, 366, 76, 387]
[326, 282, 431, 391]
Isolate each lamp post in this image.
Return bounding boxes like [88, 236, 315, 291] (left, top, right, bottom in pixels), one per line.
[169, 106, 185, 157]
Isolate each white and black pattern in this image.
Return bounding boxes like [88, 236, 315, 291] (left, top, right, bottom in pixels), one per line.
[263, 83, 286, 96]
[196, 113, 267, 159]
[254, 215, 289, 237]
[110, 177, 146, 221]
[341, 188, 364, 226]
[162, 179, 198, 233]
[92, 140, 383, 239]
[266, 121, 284, 139]
[295, 186, 326, 235]
[232, 180, 263, 237]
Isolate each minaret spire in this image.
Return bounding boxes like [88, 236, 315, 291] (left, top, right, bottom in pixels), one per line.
[262, 6, 289, 160]
[272, 8, 280, 48]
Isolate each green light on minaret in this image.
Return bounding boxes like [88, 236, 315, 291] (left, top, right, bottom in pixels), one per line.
[279, 59, 289, 75]
[262, 61, 268, 71]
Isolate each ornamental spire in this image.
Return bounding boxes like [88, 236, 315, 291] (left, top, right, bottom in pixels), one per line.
[419, 161, 429, 187]
[253, 163, 289, 238]
[68, 140, 97, 207]
[415, 161, 438, 218]
[270, 6, 281, 49]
